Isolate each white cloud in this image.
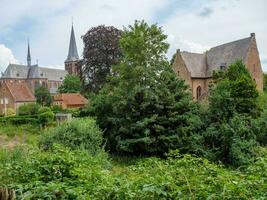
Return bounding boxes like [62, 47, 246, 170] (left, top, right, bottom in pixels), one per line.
[0, 44, 18, 73]
[0, 0, 267, 71]
[163, 0, 267, 71]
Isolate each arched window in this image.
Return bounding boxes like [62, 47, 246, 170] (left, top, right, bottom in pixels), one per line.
[196, 86, 202, 100]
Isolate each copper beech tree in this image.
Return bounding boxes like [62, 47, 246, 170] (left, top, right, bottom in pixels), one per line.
[82, 25, 122, 93]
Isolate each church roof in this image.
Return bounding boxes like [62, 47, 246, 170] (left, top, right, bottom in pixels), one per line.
[177, 35, 253, 78]
[2, 64, 29, 79]
[180, 52, 207, 78]
[206, 37, 251, 76]
[2, 64, 68, 81]
[65, 25, 79, 62]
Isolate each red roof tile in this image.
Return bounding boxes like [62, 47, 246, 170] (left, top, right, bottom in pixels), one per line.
[5, 81, 36, 102]
[54, 93, 88, 105]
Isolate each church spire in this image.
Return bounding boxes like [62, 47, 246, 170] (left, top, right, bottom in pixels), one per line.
[27, 39, 31, 66]
[66, 24, 79, 62]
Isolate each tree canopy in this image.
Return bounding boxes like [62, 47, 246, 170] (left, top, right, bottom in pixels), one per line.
[35, 86, 52, 106]
[58, 74, 81, 93]
[82, 25, 122, 94]
[88, 21, 201, 156]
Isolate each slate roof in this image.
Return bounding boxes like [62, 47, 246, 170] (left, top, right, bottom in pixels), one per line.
[178, 35, 253, 78]
[2, 64, 29, 79]
[54, 93, 88, 106]
[206, 37, 251, 76]
[65, 25, 79, 62]
[5, 81, 36, 102]
[2, 64, 68, 81]
[180, 52, 207, 78]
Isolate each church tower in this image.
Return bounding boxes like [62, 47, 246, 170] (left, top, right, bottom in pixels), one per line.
[27, 40, 31, 66]
[65, 24, 80, 75]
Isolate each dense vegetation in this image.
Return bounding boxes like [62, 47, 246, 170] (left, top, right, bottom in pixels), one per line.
[0, 20, 266, 199]
[82, 25, 122, 93]
[58, 74, 82, 93]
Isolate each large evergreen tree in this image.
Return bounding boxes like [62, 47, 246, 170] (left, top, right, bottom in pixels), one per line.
[89, 21, 202, 156]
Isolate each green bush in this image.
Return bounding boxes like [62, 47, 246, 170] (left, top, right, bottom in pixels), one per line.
[0, 115, 39, 125]
[0, 145, 110, 199]
[18, 103, 40, 116]
[38, 111, 55, 126]
[6, 108, 16, 116]
[1, 147, 266, 199]
[252, 109, 267, 146]
[203, 114, 257, 167]
[39, 118, 103, 155]
[38, 106, 52, 114]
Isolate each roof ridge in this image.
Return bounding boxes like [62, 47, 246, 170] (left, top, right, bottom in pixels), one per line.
[181, 51, 205, 55]
[209, 37, 251, 50]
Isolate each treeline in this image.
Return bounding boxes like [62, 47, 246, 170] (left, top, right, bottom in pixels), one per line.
[79, 21, 267, 167]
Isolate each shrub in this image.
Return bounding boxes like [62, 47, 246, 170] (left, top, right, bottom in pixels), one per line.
[1, 146, 267, 199]
[39, 118, 103, 155]
[38, 111, 55, 126]
[0, 145, 110, 199]
[38, 106, 52, 114]
[252, 109, 267, 146]
[18, 103, 40, 116]
[6, 108, 15, 116]
[203, 114, 257, 167]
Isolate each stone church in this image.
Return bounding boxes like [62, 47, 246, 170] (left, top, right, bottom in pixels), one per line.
[0, 24, 81, 114]
[0, 24, 80, 94]
[172, 33, 263, 100]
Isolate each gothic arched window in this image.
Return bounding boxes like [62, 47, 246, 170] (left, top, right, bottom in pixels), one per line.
[196, 86, 202, 100]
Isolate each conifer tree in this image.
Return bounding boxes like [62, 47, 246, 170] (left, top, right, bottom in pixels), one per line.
[89, 21, 202, 155]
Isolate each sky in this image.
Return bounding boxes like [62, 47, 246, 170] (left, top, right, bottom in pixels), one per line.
[0, 0, 266, 73]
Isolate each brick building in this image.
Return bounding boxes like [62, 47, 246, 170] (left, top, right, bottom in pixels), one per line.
[53, 93, 88, 109]
[172, 33, 263, 100]
[0, 80, 36, 115]
[0, 24, 80, 94]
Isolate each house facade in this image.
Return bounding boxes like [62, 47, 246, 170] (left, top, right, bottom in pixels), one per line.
[0, 80, 36, 115]
[172, 33, 263, 100]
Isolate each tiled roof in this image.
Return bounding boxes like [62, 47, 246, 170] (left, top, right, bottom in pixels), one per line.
[180, 52, 207, 78]
[5, 81, 36, 102]
[2, 64, 68, 81]
[207, 37, 251, 76]
[177, 35, 253, 78]
[54, 93, 88, 105]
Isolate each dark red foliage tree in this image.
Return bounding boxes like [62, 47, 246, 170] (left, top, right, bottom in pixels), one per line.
[82, 25, 122, 93]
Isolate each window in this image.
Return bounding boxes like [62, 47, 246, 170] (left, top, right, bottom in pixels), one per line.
[4, 98, 8, 104]
[196, 86, 202, 100]
[253, 64, 256, 72]
[16, 73, 19, 77]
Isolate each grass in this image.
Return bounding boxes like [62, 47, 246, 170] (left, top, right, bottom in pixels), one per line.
[0, 123, 41, 148]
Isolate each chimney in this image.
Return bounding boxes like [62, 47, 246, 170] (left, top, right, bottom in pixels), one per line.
[250, 33, 255, 38]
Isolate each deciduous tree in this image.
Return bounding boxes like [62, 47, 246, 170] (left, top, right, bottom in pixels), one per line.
[58, 74, 81, 93]
[82, 25, 122, 93]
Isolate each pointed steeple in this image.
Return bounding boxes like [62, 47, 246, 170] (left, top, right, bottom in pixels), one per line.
[66, 24, 79, 62]
[27, 39, 31, 66]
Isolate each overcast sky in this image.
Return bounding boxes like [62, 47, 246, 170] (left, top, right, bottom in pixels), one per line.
[0, 0, 266, 73]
